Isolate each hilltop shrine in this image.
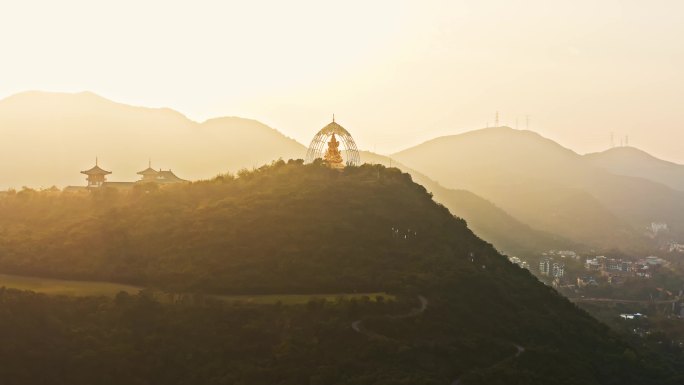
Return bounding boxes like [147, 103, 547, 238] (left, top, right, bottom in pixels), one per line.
[65, 159, 186, 192]
[305, 117, 360, 168]
[80, 158, 111, 187]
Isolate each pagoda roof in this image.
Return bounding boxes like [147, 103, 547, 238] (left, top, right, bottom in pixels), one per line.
[135, 169, 187, 184]
[81, 165, 112, 175]
[157, 170, 185, 182]
[137, 167, 159, 176]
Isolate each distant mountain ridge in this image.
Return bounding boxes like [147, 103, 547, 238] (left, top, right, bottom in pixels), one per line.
[0, 91, 305, 188]
[585, 146, 684, 191]
[393, 126, 684, 251]
[3, 91, 683, 253]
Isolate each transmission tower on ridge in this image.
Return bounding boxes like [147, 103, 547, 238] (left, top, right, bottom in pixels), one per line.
[610, 132, 615, 148]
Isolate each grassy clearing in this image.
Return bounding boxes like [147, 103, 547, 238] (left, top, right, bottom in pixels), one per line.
[213, 292, 396, 305]
[0, 273, 394, 304]
[0, 273, 142, 297]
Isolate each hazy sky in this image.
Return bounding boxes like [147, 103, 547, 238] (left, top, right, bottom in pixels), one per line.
[1, 0, 683, 161]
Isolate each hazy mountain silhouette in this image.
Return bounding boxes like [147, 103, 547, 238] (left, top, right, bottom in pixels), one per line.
[361, 151, 576, 254]
[0, 91, 305, 189]
[5, 92, 679, 252]
[585, 146, 684, 191]
[393, 127, 684, 251]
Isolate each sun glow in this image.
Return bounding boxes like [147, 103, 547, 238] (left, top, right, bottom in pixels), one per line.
[1, 1, 683, 160]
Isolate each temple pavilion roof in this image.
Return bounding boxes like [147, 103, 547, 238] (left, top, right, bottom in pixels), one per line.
[157, 170, 185, 182]
[135, 168, 186, 184]
[80, 165, 112, 175]
[137, 167, 159, 176]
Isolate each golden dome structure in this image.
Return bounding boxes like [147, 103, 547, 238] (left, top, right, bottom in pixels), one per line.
[305, 117, 361, 167]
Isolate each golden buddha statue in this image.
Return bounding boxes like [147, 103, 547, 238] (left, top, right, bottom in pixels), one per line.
[324, 133, 344, 169]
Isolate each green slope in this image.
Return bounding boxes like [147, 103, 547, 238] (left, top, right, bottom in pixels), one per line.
[0, 161, 679, 384]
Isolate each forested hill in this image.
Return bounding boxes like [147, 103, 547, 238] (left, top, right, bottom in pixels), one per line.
[0, 160, 486, 294]
[0, 161, 680, 384]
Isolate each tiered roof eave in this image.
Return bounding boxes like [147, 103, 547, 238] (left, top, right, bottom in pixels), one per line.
[136, 167, 159, 176]
[80, 165, 112, 175]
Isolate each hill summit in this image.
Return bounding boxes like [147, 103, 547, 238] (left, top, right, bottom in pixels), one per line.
[585, 146, 684, 192]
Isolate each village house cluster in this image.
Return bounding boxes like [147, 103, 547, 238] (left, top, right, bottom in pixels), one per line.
[539, 258, 565, 278]
[667, 242, 684, 253]
[584, 255, 665, 283]
[507, 256, 529, 270]
[521, 249, 671, 290]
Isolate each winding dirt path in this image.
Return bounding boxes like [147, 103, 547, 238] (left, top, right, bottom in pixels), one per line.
[351, 295, 524, 385]
[451, 344, 525, 385]
[351, 295, 428, 338]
